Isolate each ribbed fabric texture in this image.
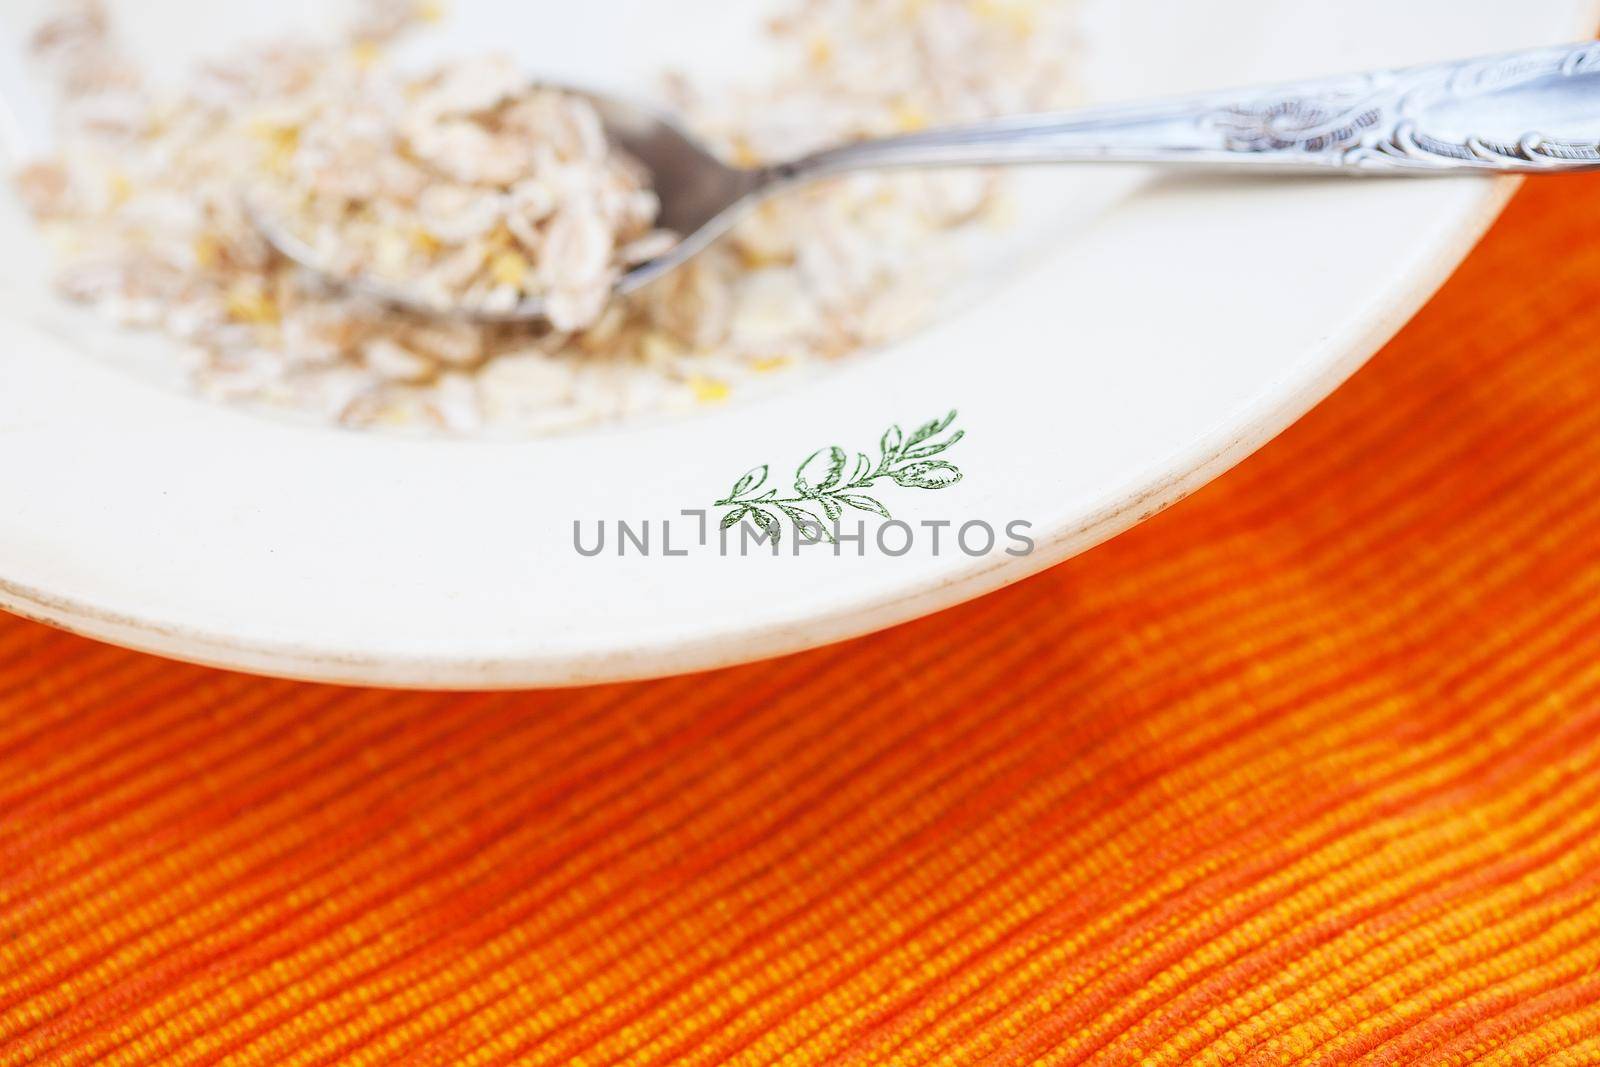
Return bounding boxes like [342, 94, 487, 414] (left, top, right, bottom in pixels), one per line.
[6, 177, 1600, 1065]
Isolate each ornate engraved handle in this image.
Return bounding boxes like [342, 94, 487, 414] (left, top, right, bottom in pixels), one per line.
[779, 42, 1600, 179]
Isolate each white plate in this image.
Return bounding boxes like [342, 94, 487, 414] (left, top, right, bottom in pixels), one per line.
[0, 0, 1592, 688]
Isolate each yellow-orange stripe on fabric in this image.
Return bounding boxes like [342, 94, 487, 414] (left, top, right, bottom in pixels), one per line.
[8, 176, 1600, 1065]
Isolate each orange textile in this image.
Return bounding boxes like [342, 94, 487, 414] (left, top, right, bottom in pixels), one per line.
[6, 176, 1600, 1067]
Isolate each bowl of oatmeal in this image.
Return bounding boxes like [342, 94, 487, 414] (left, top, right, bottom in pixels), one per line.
[12, 0, 1094, 434]
[0, 0, 1593, 686]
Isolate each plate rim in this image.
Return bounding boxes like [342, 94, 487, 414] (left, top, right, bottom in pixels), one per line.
[0, 177, 1523, 688]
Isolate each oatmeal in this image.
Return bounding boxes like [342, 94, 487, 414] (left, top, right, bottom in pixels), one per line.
[19, 0, 1083, 435]
[254, 62, 671, 330]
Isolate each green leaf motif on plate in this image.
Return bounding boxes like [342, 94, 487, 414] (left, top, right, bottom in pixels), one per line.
[714, 411, 967, 541]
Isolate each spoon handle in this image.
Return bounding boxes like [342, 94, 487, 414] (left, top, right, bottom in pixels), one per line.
[773, 42, 1600, 181]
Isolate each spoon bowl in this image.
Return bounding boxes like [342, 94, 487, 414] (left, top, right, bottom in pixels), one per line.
[249, 86, 766, 325]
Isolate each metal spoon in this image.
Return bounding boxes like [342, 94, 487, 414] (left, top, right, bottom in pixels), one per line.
[254, 40, 1600, 324]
